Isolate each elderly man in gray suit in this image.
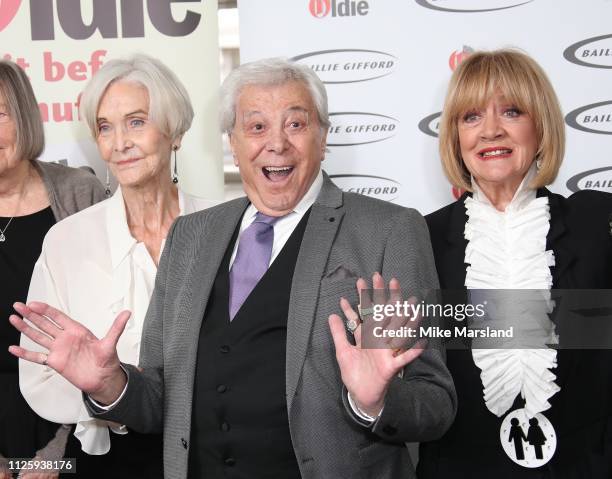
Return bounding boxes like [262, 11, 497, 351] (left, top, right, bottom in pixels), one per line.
[11, 58, 456, 478]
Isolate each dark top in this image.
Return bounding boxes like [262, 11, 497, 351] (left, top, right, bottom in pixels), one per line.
[418, 189, 612, 479]
[188, 210, 310, 479]
[0, 206, 58, 458]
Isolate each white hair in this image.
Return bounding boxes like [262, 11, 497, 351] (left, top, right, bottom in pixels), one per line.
[80, 53, 193, 140]
[219, 57, 330, 133]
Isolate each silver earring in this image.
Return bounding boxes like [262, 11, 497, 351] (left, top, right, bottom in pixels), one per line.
[172, 147, 179, 184]
[105, 168, 111, 197]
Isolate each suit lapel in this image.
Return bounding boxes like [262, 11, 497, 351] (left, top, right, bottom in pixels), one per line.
[286, 174, 343, 412]
[182, 198, 249, 370]
[537, 189, 578, 393]
[540, 188, 575, 288]
[442, 194, 469, 289]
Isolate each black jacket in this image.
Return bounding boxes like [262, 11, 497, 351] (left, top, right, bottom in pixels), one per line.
[418, 189, 612, 479]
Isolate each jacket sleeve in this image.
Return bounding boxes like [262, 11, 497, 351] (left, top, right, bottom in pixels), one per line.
[366, 208, 457, 443]
[85, 219, 178, 434]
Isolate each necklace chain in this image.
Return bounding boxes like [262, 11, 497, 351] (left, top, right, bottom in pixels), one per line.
[0, 165, 32, 243]
[0, 216, 13, 242]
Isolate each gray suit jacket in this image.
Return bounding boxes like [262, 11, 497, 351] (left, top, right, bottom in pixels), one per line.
[91, 173, 457, 479]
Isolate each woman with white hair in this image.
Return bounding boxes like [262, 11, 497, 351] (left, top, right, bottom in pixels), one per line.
[17, 54, 215, 478]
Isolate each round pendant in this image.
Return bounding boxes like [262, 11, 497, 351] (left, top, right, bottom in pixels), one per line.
[499, 408, 556, 468]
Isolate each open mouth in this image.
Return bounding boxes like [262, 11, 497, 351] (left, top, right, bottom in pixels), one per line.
[262, 166, 294, 182]
[478, 148, 513, 159]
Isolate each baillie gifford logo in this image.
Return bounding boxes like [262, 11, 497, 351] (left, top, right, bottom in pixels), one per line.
[565, 101, 612, 135]
[566, 167, 612, 193]
[563, 34, 612, 69]
[309, 0, 369, 18]
[415, 0, 534, 13]
[418, 111, 441, 138]
[328, 112, 399, 146]
[0, 0, 21, 32]
[330, 174, 400, 202]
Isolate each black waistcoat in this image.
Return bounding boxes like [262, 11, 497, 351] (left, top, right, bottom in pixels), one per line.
[188, 211, 310, 479]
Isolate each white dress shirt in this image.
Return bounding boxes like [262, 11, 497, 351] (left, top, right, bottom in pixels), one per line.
[229, 169, 323, 269]
[19, 187, 216, 455]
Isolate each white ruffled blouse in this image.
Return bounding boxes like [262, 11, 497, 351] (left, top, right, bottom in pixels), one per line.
[464, 164, 560, 418]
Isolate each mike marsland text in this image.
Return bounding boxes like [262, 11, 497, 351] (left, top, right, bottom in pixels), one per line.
[372, 325, 515, 339]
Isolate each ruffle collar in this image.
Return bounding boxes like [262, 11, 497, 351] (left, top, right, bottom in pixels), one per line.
[464, 164, 559, 418]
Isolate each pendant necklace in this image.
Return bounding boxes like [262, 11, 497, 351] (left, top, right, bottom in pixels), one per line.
[0, 216, 13, 242]
[0, 171, 29, 243]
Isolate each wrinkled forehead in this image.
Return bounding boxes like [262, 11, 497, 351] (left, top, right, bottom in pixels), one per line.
[96, 80, 150, 118]
[236, 80, 316, 115]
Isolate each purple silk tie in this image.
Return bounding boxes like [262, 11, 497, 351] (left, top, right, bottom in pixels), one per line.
[228, 212, 279, 320]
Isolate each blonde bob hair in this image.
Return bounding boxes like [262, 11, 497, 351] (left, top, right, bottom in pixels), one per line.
[80, 53, 193, 141]
[438, 49, 565, 192]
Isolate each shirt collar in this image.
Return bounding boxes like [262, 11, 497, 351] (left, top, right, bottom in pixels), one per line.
[243, 167, 323, 221]
[107, 186, 187, 270]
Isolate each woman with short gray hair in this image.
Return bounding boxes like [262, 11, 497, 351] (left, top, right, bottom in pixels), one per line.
[0, 59, 105, 479]
[17, 54, 215, 478]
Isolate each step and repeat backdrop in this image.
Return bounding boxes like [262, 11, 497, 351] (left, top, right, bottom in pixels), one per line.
[238, 0, 612, 214]
[0, 0, 223, 199]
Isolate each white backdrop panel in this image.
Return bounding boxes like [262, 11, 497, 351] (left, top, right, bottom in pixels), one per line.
[238, 0, 612, 214]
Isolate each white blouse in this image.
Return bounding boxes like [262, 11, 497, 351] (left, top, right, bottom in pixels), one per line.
[465, 164, 560, 418]
[19, 188, 216, 455]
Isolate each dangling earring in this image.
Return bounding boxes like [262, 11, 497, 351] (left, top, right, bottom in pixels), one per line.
[172, 146, 179, 184]
[105, 168, 111, 197]
[536, 157, 543, 171]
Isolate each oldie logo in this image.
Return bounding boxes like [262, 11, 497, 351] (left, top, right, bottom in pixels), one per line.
[328, 112, 399, 146]
[449, 45, 474, 70]
[563, 34, 612, 69]
[566, 167, 612, 193]
[29, 0, 202, 40]
[329, 174, 400, 202]
[309, 0, 369, 18]
[418, 112, 441, 138]
[291, 49, 396, 84]
[309, 0, 331, 17]
[565, 101, 612, 135]
[0, 0, 21, 32]
[415, 0, 534, 13]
